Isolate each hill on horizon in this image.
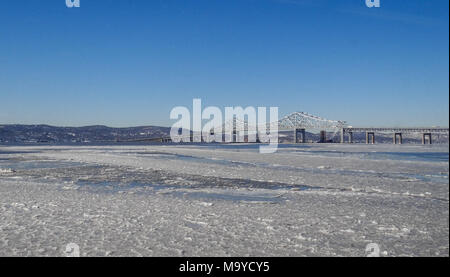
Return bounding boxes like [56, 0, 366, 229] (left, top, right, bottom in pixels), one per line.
[0, 124, 171, 143]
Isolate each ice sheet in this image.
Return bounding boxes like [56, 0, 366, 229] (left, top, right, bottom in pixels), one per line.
[0, 144, 448, 256]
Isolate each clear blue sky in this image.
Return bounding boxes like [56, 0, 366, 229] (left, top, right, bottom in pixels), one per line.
[0, 0, 448, 127]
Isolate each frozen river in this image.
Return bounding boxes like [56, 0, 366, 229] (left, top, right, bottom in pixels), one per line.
[0, 143, 448, 256]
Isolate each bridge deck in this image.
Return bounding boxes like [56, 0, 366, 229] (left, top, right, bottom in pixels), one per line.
[342, 128, 449, 133]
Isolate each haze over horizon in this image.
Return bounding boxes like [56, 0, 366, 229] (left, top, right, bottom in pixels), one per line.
[0, 118, 449, 129]
[1, 0, 448, 128]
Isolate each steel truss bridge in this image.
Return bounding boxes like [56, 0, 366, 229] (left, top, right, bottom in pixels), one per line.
[223, 111, 346, 132]
[150, 112, 449, 144]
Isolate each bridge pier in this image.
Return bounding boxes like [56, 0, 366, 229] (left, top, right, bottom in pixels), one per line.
[366, 132, 375, 144]
[422, 133, 432, 145]
[348, 132, 353, 143]
[341, 129, 353, 143]
[319, 131, 326, 143]
[393, 133, 403, 144]
[295, 128, 306, 143]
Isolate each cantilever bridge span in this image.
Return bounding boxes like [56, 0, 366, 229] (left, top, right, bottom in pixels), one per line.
[151, 112, 449, 144]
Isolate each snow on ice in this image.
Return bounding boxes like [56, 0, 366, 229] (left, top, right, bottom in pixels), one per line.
[0, 144, 448, 256]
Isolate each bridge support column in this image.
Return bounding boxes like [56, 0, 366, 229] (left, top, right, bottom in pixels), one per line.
[341, 129, 353, 143]
[393, 133, 403, 144]
[422, 133, 432, 145]
[295, 128, 306, 143]
[366, 132, 375, 144]
[319, 131, 326, 143]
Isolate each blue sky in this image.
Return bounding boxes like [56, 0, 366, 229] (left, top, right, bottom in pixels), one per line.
[0, 0, 448, 127]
